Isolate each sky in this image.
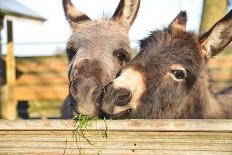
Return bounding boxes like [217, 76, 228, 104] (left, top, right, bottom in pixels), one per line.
[1, 0, 205, 57]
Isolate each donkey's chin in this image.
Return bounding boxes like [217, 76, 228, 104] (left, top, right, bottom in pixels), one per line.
[76, 104, 98, 118]
[101, 103, 133, 119]
[110, 108, 133, 119]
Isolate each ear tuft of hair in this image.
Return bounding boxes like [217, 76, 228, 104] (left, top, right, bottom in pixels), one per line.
[63, 0, 90, 24]
[111, 0, 140, 27]
[169, 11, 187, 31]
[176, 11, 187, 25]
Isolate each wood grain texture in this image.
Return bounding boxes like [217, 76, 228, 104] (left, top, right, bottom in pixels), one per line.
[15, 85, 68, 100]
[13, 55, 232, 102]
[1, 119, 232, 131]
[0, 120, 232, 154]
[12, 54, 232, 102]
[1, 20, 17, 120]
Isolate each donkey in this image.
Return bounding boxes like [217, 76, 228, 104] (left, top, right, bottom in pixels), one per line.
[61, 0, 140, 118]
[101, 10, 232, 119]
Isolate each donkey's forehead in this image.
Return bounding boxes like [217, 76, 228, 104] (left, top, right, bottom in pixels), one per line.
[72, 20, 128, 40]
[139, 29, 202, 65]
[67, 20, 130, 50]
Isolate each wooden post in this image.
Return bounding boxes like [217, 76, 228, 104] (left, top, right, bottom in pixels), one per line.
[1, 20, 17, 120]
[0, 15, 4, 118]
[0, 15, 3, 54]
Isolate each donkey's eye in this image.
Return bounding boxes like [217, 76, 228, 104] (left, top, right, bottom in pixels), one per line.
[114, 49, 129, 66]
[67, 48, 76, 61]
[171, 70, 186, 79]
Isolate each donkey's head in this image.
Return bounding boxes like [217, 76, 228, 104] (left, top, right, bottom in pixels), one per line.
[63, 0, 140, 117]
[102, 10, 232, 119]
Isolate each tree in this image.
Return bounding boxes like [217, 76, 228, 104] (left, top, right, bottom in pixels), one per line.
[200, 0, 228, 34]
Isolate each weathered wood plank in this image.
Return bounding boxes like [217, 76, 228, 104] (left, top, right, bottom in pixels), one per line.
[1, 20, 17, 120]
[0, 15, 4, 119]
[209, 70, 232, 81]
[16, 62, 67, 73]
[15, 86, 68, 100]
[1, 131, 232, 144]
[0, 119, 232, 131]
[16, 73, 67, 85]
[0, 140, 231, 151]
[0, 148, 231, 155]
[0, 120, 231, 155]
[208, 55, 232, 68]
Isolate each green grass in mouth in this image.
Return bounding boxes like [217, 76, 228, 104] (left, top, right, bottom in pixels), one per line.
[72, 114, 109, 145]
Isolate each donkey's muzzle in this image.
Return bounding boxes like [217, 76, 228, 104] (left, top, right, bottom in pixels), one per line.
[70, 76, 102, 104]
[103, 82, 132, 106]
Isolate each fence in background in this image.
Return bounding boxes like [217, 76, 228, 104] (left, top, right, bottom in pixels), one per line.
[15, 56, 68, 101]
[0, 49, 232, 119]
[208, 52, 232, 91]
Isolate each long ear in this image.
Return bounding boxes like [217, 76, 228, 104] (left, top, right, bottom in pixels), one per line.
[169, 11, 187, 31]
[111, 0, 140, 27]
[199, 9, 232, 58]
[63, 0, 90, 24]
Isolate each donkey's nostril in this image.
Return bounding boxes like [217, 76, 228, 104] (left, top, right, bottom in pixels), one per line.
[71, 77, 83, 94]
[73, 83, 78, 93]
[103, 83, 132, 106]
[118, 93, 130, 101]
[91, 82, 103, 101]
[104, 82, 113, 95]
[114, 89, 132, 106]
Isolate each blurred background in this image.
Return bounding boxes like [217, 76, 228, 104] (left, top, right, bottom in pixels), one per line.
[0, 0, 231, 119]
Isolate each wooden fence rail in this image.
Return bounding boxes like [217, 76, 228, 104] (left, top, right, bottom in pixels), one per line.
[13, 54, 232, 101]
[0, 119, 232, 155]
[15, 56, 69, 101]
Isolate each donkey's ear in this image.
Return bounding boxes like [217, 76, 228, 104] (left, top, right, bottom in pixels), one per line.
[111, 0, 140, 27]
[63, 0, 90, 24]
[199, 9, 232, 58]
[169, 11, 187, 31]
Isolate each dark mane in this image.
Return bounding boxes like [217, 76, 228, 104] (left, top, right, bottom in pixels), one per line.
[140, 27, 197, 50]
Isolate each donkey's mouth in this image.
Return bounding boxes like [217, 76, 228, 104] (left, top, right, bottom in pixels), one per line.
[110, 109, 133, 119]
[96, 106, 111, 119]
[100, 108, 133, 119]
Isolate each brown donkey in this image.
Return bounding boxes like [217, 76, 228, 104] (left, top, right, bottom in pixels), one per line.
[102, 11, 232, 119]
[62, 0, 140, 118]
